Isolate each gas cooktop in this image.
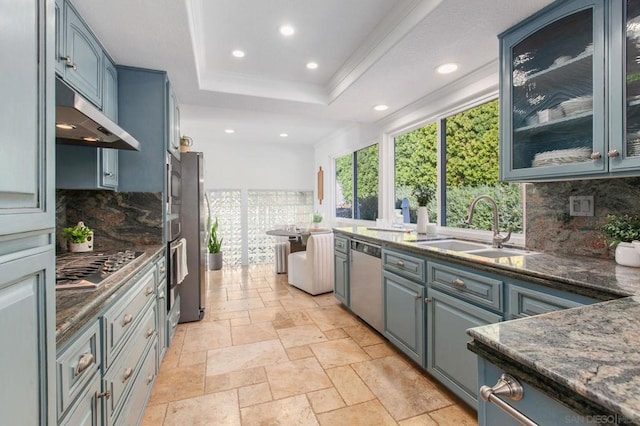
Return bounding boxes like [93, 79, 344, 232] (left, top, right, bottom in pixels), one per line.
[56, 250, 144, 290]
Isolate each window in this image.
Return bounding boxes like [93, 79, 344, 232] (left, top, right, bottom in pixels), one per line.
[444, 100, 523, 233]
[394, 123, 437, 223]
[335, 143, 379, 220]
[393, 99, 523, 233]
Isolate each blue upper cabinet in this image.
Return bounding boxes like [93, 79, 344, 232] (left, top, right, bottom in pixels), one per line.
[500, 0, 607, 181]
[167, 82, 181, 160]
[60, 1, 102, 108]
[55, 0, 65, 76]
[609, 0, 640, 172]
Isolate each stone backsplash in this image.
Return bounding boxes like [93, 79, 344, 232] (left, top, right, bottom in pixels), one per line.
[57, 190, 163, 252]
[525, 177, 640, 259]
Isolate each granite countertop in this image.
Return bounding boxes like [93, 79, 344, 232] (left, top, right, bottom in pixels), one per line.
[55, 244, 164, 348]
[334, 226, 640, 299]
[334, 226, 640, 423]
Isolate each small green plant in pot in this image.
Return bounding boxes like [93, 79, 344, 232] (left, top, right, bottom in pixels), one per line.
[207, 217, 223, 270]
[601, 214, 640, 267]
[62, 221, 94, 252]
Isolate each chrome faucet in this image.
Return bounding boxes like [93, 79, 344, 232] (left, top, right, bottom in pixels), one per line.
[464, 195, 512, 248]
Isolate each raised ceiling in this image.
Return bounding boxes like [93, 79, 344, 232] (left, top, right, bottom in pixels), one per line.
[71, 0, 554, 145]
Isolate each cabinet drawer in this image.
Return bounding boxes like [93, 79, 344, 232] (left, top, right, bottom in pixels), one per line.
[104, 303, 157, 423]
[334, 236, 349, 254]
[508, 285, 585, 320]
[428, 262, 503, 312]
[382, 249, 425, 282]
[114, 340, 158, 426]
[156, 255, 166, 283]
[57, 320, 101, 419]
[103, 265, 156, 368]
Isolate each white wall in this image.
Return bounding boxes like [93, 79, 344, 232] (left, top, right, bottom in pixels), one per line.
[180, 105, 315, 191]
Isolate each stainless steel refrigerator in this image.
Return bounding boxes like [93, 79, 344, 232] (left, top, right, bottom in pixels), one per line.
[179, 151, 208, 322]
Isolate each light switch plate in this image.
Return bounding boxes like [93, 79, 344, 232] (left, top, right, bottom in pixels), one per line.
[569, 196, 594, 217]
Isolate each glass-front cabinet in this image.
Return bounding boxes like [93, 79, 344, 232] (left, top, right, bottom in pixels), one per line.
[501, 0, 640, 181]
[610, 0, 640, 172]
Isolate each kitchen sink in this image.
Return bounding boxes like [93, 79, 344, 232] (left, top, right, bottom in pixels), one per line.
[415, 239, 489, 251]
[413, 238, 536, 258]
[466, 248, 535, 258]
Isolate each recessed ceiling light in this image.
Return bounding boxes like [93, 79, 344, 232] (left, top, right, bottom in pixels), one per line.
[280, 133, 289, 137]
[225, 129, 235, 134]
[306, 62, 318, 70]
[373, 105, 389, 111]
[56, 123, 76, 130]
[279, 25, 295, 36]
[436, 63, 458, 74]
[232, 50, 245, 58]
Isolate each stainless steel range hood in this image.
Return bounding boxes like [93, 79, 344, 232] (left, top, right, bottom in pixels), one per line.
[55, 79, 141, 151]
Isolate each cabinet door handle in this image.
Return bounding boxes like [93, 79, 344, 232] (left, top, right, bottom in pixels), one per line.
[74, 352, 94, 377]
[104, 172, 114, 177]
[396, 260, 405, 267]
[146, 328, 155, 338]
[61, 55, 76, 70]
[158, 291, 165, 300]
[607, 149, 620, 158]
[97, 391, 111, 399]
[122, 367, 133, 383]
[159, 265, 166, 274]
[590, 151, 601, 160]
[452, 278, 466, 289]
[479, 374, 537, 426]
[145, 287, 154, 296]
[424, 297, 431, 304]
[146, 373, 154, 385]
[122, 314, 134, 327]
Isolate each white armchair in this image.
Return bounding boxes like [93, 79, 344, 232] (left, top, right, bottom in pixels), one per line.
[287, 232, 334, 295]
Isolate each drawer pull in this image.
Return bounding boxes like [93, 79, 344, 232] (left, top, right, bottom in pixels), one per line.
[159, 266, 166, 274]
[158, 291, 165, 300]
[396, 260, 405, 267]
[122, 367, 133, 383]
[147, 373, 154, 385]
[452, 278, 466, 289]
[74, 353, 94, 377]
[480, 374, 537, 426]
[145, 287, 154, 296]
[122, 314, 134, 327]
[97, 391, 111, 400]
[146, 328, 155, 338]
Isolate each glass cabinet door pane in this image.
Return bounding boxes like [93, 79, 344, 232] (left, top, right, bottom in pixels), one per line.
[511, 9, 594, 170]
[626, 0, 640, 157]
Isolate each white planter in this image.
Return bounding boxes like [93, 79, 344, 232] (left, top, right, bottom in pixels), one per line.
[416, 206, 429, 234]
[208, 252, 223, 270]
[68, 232, 93, 252]
[615, 242, 640, 267]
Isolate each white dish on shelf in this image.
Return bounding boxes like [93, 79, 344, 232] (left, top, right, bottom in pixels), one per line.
[561, 96, 593, 115]
[531, 146, 592, 168]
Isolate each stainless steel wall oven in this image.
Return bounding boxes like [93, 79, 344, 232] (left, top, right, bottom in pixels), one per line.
[166, 153, 181, 242]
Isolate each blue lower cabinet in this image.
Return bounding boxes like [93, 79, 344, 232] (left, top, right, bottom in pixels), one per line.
[334, 251, 349, 306]
[477, 357, 583, 425]
[382, 271, 425, 366]
[58, 373, 102, 426]
[427, 289, 502, 407]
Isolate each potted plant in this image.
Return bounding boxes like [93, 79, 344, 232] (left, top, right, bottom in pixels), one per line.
[62, 221, 94, 252]
[413, 185, 435, 234]
[207, 217, 223, 270]
[601, 214, 640, 267]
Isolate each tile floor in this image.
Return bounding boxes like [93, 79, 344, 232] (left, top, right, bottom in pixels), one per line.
[142, 264, 477, 425]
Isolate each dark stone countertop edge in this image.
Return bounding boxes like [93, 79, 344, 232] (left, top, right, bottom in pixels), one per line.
[332, 227, 630, 300]
[55, 244, 164, 348]
[467, 340, 638, 425]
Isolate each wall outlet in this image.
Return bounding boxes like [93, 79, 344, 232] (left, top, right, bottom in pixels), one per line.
[569, 196, 594, 217]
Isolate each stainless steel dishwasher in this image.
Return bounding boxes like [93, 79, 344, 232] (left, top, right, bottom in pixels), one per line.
[349, 239, 383, 333]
